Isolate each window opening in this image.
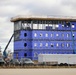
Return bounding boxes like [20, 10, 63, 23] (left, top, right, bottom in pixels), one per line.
[24, 43, 27, 47]
[24, 33, 27, 37]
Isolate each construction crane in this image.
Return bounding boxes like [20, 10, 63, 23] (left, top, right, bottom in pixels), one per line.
[3, 34, 14, 59]
[65, 22, 75, 54]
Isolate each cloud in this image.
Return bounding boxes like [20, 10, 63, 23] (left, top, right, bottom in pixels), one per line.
[0, 0, 76, 52]
[60, 0, 76, 16]
[62, 0, 76, 6]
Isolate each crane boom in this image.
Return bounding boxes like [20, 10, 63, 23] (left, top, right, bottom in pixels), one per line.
[3, 34, 14, 58]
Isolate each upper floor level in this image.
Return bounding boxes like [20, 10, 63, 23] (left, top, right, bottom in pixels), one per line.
[14, 30, 76, 41]
[11, 16, 76, 31]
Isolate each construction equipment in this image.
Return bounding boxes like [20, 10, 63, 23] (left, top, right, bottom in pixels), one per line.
[3, 34, 14, 59]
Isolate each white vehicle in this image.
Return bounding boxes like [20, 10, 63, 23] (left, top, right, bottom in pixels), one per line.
[38, 54, 76, 65]
[20, 58, 34, 65]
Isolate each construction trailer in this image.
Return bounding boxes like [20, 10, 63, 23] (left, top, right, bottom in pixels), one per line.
[38, 54, 76, 65]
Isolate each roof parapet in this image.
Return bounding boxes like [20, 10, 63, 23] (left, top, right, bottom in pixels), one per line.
[11, 15, 76, 22]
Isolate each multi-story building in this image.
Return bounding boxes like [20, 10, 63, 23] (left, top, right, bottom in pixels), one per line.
[11, 16, 76, 60]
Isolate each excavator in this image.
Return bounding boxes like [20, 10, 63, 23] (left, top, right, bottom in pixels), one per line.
[0, 34, 14, 65]
[3, 34, 14, 59]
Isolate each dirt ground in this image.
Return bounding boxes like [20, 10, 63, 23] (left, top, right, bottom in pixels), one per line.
[0, 68, 76, 75]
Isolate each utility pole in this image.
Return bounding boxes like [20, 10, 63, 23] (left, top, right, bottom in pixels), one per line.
[69, 22, 75, 54]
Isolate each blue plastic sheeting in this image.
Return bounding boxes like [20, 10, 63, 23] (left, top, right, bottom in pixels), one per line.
[14, 22, 76, 60]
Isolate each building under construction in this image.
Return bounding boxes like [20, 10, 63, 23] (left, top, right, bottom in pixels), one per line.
[11, 16, 76, 60]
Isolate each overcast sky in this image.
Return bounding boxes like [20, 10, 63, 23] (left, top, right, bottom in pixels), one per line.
[0, 0, 76, 52]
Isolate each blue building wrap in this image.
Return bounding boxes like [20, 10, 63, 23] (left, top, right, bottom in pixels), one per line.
[11, 17, 76, 60]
